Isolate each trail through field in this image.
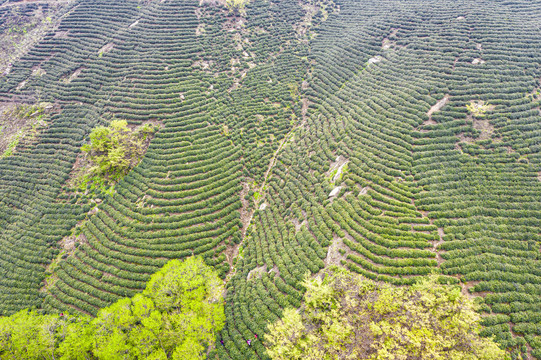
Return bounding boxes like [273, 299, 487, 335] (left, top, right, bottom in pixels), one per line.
[225, 105, 305, 282]
[258, 117, 302, 204]
[413, 89, 481, 300]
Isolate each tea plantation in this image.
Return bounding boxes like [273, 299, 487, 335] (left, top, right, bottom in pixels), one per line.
[0, 0, 540, 358]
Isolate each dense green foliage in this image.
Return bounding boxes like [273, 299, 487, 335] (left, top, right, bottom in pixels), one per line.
[266, 268, 506, 359]
[0, 257, 224, 359]
[81, 119, 155, 184]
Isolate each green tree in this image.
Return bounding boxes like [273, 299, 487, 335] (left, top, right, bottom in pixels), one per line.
[81, 120, 155, 184]
[86, 257, 225, 359]
[0, 309, 71, 360]
[265, 267, 508, 360]
[56, 316, 94, 360]
[143, 257, 225, 359]
[0, 257, 224, 360]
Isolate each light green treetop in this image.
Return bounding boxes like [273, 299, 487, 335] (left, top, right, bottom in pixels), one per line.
[81, 119, 156, 184]
[265, 267, 508, 360]
[0, 257, 224, 360]
[225, 0, 250, 11]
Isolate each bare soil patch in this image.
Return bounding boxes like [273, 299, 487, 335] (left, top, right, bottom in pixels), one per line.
[0, 103, 21, 153]
[473, 118, 494, 140]
[199, 0, 226, 5]
[368, 56, 382, 64]
[268, 265, 279, 276]
[433, 227, 445, 265]
[301, 97, 310, 124]
[196, 23, 205, 35]
[426, 94, 449, 120]
[247, 265, 267, 281]
[452, 57, 459, 70]
[382, 29, 398, 50]
[328, 155, 348, 180]
[462, 280, 483, 298]
[15, 80, 27, 91]
[192, 59, 214, 71]
[61, 232, 86, 251]
[228, 79, 241, 92]
[60, 66, 85, 84]
[294, 2, 317, 39]
[457, 132, 474, 144]
[325, 236, 349, 267]
[54, 30, 69, 38]
[239, 182, 252, 234]
[291, 217, 305, 232]
[223, 16, 245, 32]
[329, 186, 342, 198]
[31, 65, 46, 76]
[472, 58, 486, 65]
[98, 42, 114, 55]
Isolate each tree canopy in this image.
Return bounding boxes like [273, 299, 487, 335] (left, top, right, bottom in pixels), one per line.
[225, 0, 250, 11]
[0, 257, 224, 360]
[81, 120, 156, 184]
[265, 267, 507, 360]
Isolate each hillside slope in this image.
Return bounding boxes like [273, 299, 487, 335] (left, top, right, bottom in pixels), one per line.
[0, 0, 541, 358]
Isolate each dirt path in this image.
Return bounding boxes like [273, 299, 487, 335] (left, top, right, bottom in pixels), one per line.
[257, 118, 301, 205]
[224, 105, 305, 282]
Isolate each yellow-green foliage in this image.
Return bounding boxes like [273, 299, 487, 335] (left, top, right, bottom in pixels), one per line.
[265, 267, 508, 360]
[0, 257, 225, 360]
[466, 101, 491, 117]
[226, 0, 250, 10]
[253, 191, 261, 202]
[81, 120, 156, 185]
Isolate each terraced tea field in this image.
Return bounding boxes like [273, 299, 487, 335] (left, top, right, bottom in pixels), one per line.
[0, 0, 540, 358]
